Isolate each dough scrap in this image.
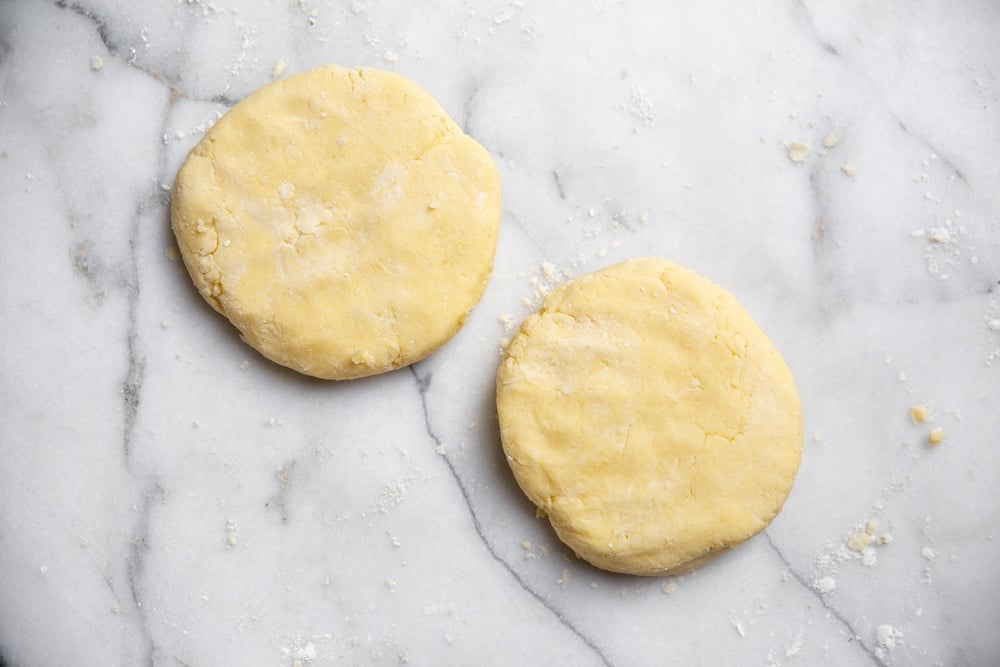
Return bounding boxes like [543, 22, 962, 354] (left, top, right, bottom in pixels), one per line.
[171, 65, 501, 379]
[496, 258, 802, 575]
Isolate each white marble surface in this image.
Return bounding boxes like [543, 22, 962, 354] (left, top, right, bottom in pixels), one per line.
[2, 0, 999, 665]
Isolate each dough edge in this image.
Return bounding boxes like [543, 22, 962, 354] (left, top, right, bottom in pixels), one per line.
[496, 257, 803, 576]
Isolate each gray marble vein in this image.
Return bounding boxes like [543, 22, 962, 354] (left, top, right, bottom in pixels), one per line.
[1, 0, 999, 664]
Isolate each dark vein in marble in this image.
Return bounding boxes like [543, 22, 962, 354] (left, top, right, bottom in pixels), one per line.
[763, 532, 879, 665]
[460, 77, 481, 136]
[128, 482, 165, 667]
[791, 0, 840, 57]
[504, 209, 545, 254]
[893, 116, 970, 186]
[52, 0, 237, 106]
[552, 169, 568, 200]
[409, 365, 614, 667]
[808, 170, 831, 258]
[792, 0, 972, 191]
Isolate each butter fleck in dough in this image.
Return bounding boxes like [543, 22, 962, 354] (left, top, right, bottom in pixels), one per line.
[496, 258, 803, 575]
[171, 65, 501, 379]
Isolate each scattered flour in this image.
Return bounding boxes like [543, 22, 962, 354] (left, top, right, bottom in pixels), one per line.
[815, 516, 892, 577]
[873, 624, 902, 663]
[622, 83, 655, 128]
[813, 575, 836, 595]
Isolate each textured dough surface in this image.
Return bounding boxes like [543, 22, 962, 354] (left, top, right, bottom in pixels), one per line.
[171, 65, 501, 379]
[496, 258, 802, 575]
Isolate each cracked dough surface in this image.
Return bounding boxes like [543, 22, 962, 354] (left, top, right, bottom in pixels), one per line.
[496, 258, 802, 575]
[171, 65, 501, 379]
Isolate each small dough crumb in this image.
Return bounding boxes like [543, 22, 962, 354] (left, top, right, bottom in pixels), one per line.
[271, 59, 287, 79]
[909, 404, 931, 424]
[841, 162, 856, 176]
[823, 132, 838, 148]
[847, 532, 872, 552]
[928, 427, 945, 446]
[90, 55, 104, 71]
[787, 142, 809, 162]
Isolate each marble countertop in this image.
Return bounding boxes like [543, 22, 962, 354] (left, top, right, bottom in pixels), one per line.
[2, 1, 999, 665]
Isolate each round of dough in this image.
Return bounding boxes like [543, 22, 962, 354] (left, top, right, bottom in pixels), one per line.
[496, 258, 802, 575]
[171, 65, 501, 379]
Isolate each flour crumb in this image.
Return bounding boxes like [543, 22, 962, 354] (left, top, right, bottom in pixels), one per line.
[271, 59, 287, 79]
[928, 428, 945, 446]
[661, 581, 676, 594]
[382, 51, 400, 62]
[841, 163, 857, 176]
[541, 261, 558, 283]
[283, 639, 318, 664]
[813, 575, 836, 595]
[874, 624, 901, 662]
[622, 83, 655, 128]
[787, 142, 809, 163]
[558, 568, 571, 590]
[278, 181, 295, 199]
[823, 132, 838, 148]
[433, 443, 446, 455]
[498, 313, 514, 332]
[921, 546, 937, 561]
[90, 55, 104, 71]
[225, 520, 238, 549]
[909, 404, 931, 424]
[785, 633, 804, 658]
[350, 1, 365, 13]
[520, 540, 532, 551]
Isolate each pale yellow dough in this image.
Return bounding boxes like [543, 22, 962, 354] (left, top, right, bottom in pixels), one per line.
[496, 258, 802, 575]
[171, 65, 501, 379]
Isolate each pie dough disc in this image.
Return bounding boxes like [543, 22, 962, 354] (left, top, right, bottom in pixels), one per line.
[496, 258, 802, 575]
[171, 65, 501, 379]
